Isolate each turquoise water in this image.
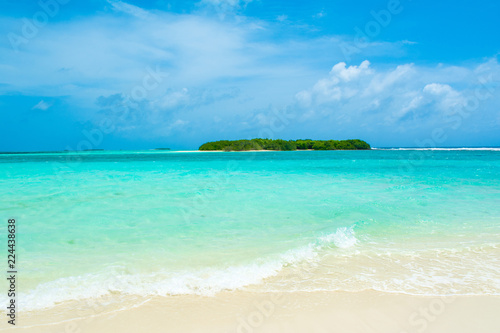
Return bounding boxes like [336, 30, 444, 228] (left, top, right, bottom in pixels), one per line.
[0, 149, 499, 310]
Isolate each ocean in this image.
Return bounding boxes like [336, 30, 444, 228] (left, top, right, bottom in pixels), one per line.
[1, 149, 499, 312]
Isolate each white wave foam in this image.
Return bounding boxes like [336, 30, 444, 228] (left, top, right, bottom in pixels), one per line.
[261, 244, 500, 297]
[318, 226, 357, 248]
[4, 227, 357, 312]
[374, 147, 500, 151]
[13, 261, 287, 311]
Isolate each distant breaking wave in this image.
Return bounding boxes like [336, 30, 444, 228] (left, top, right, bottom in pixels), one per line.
[373, 147, 500, 151]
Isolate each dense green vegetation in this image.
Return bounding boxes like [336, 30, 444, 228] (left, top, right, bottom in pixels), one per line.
[199, 139, 371, 151]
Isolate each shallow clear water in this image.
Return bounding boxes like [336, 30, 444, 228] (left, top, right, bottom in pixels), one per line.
[0, 150, 499, 310]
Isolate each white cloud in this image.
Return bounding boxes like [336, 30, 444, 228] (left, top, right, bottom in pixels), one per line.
[107, 0, 150, 19]
[32, 100, 52, 111]
[293, 58, 499, 135]
[313, 11, 327, 19]
[296, 61, 374, 107]
[364, 63, 413, 95]
[198, 0, 252, 13]
[201, 0, 240, 6]
[399, 94, 423, 114]
[423, 83, 466, 112]
[276, 14, 288, 22]
[423, 83, 454, 95]
[157, 88, 190, 109]
[331, 60, 372, 82]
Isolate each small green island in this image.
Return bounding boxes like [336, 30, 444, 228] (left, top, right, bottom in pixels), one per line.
[199, 139, 371, 151]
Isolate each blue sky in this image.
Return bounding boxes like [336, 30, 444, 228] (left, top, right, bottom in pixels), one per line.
[0, 0, 499, 151]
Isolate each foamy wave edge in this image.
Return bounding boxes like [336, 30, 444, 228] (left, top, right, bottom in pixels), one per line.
[2, 227, 358, 312]
[373, 147, 500, 151]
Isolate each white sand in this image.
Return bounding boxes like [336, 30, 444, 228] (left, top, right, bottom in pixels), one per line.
[2, 291, 499, 333]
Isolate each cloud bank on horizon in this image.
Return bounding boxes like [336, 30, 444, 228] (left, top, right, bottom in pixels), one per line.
[0, 0, 499, 151]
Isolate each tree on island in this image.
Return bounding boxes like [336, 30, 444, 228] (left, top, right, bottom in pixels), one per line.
[199, 139, 370, 151]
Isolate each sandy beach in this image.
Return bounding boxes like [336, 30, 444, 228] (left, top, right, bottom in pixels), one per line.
[2, 291, 499, 333]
